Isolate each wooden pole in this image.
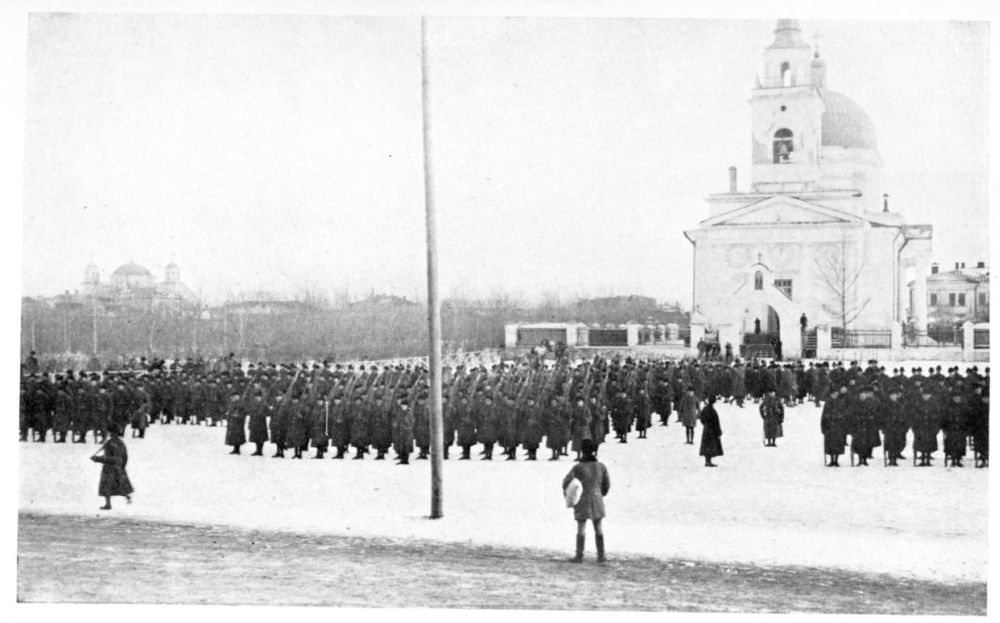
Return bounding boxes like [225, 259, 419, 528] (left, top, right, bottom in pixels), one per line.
[92, 304, 98, 355]
[421, 16, 444, 519]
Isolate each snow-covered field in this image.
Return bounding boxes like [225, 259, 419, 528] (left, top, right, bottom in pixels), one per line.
[19, 398, 987, 584]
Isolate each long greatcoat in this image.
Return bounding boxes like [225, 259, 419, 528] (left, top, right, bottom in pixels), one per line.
[95, 436, 134, 497]
[698, 404, 723, 458]
[881, 398, 909, 456]
[942, 400, 970, 458]
[569, 403, 593, 452]
[309, 400, 329, 449]
[328, 400, 350, 448]
[269, 397, 288, 446]
[562, 458, 611, 522]
[760, 396, 784, 439]
[730, 367, 746, 399]
[247, 397, 269, 444]
[678, 393, 700, 428]
[287, 401, 310, 449]
[476, 401, 500, 446]
[545, 400, 570, 450]
[820, 396, 847, 456]
[912, 397, 941, 453]
[849, 398, 882, 459]
[224, 399, 246, 446]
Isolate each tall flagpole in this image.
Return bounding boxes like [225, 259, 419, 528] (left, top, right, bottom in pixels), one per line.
[421, 16, 444, 519]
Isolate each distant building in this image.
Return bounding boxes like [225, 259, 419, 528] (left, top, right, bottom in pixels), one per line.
[348, 294, 418, 311]
[80, 260, 196, 309]
[221, 298, 317, 316]
[922, 261, 989, 324]
[25, 260, 196, 313]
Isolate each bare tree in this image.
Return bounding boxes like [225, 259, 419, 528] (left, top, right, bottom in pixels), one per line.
[814, 234, 871, 332]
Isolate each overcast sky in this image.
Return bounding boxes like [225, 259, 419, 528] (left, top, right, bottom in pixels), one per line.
[20, 12, 990, 305]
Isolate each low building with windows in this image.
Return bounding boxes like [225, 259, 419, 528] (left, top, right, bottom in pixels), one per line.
[924, 261, 989, 324]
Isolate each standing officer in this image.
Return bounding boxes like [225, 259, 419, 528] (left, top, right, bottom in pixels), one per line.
[820, 387, 848, 466]
[759, 388, 784, 447]
[224, 390, 246, 455]
[849, 386, 881, 466]
[678, 386, 700, 445]
[912, 387, 942, 466]
[881, 386, 909, 466]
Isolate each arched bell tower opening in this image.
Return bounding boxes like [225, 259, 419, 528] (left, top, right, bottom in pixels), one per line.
[773, 129, 794, 163]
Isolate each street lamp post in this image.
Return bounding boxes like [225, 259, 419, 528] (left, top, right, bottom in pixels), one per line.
[421, 16, 444, 519]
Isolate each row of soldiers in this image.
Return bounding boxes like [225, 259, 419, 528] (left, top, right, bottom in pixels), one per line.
[818, 366, 989, 468]
[221, 355, 664, 462]
[20, 371, 153, 443]
[19, 356, 989, 470]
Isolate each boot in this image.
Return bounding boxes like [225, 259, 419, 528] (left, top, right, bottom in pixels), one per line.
[443, 447, 449, 460]
[353, 448, 364, 459]
[460, 446, 471, 460]
[417, 448, 428, 460]
[527, 449, 537, 461]
[506, 448, 516, 461]
[483, 446, 492, 460]
[376, 450, 385, 460]
[314, 448, 325, 459]
[572, 535, 584, 563]
[596, 534, 605, 563]
[334, 447, 345, 459]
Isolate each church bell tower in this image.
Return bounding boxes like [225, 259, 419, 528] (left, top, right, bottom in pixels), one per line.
[750, 19, 824, 194]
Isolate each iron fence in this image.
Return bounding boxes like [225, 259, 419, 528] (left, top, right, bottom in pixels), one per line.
[904, 326, 963, 348]
[833, 327, 891, 349]
[589, 329, 629, 347]
[974, 328, 989, 350]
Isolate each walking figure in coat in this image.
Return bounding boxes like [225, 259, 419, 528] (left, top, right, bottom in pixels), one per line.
[561, 438, 611, 563]
[91, 427, 133, 510]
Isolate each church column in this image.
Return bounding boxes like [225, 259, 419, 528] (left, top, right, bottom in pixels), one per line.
[912, 260, 929, 332]
[504, 324, 518, 349]
[897, 258, 910, 323]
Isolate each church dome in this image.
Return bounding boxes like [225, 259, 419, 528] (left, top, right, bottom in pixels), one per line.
[111, 262, 153, 279]
[818, 88, 878, 151]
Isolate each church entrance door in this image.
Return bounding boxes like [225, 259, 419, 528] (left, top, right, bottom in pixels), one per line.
[743, 305, 781, 360]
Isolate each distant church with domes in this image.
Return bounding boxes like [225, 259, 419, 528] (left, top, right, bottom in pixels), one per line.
[684, 20, 933, 358]
[81, 260, 196, 308]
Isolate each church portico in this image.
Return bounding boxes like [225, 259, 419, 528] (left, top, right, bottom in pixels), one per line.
[683, 20, 933, 360]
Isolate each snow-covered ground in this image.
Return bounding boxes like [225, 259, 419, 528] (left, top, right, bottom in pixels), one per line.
[19, 398, 987, 584]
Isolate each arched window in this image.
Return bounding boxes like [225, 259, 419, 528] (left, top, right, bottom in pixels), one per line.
[773, 128, 794, 163]
[754, 271, 763, 290]
[780, 61, 792, 87]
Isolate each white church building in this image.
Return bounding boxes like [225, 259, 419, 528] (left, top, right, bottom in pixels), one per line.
[684, 19, 933, 359]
